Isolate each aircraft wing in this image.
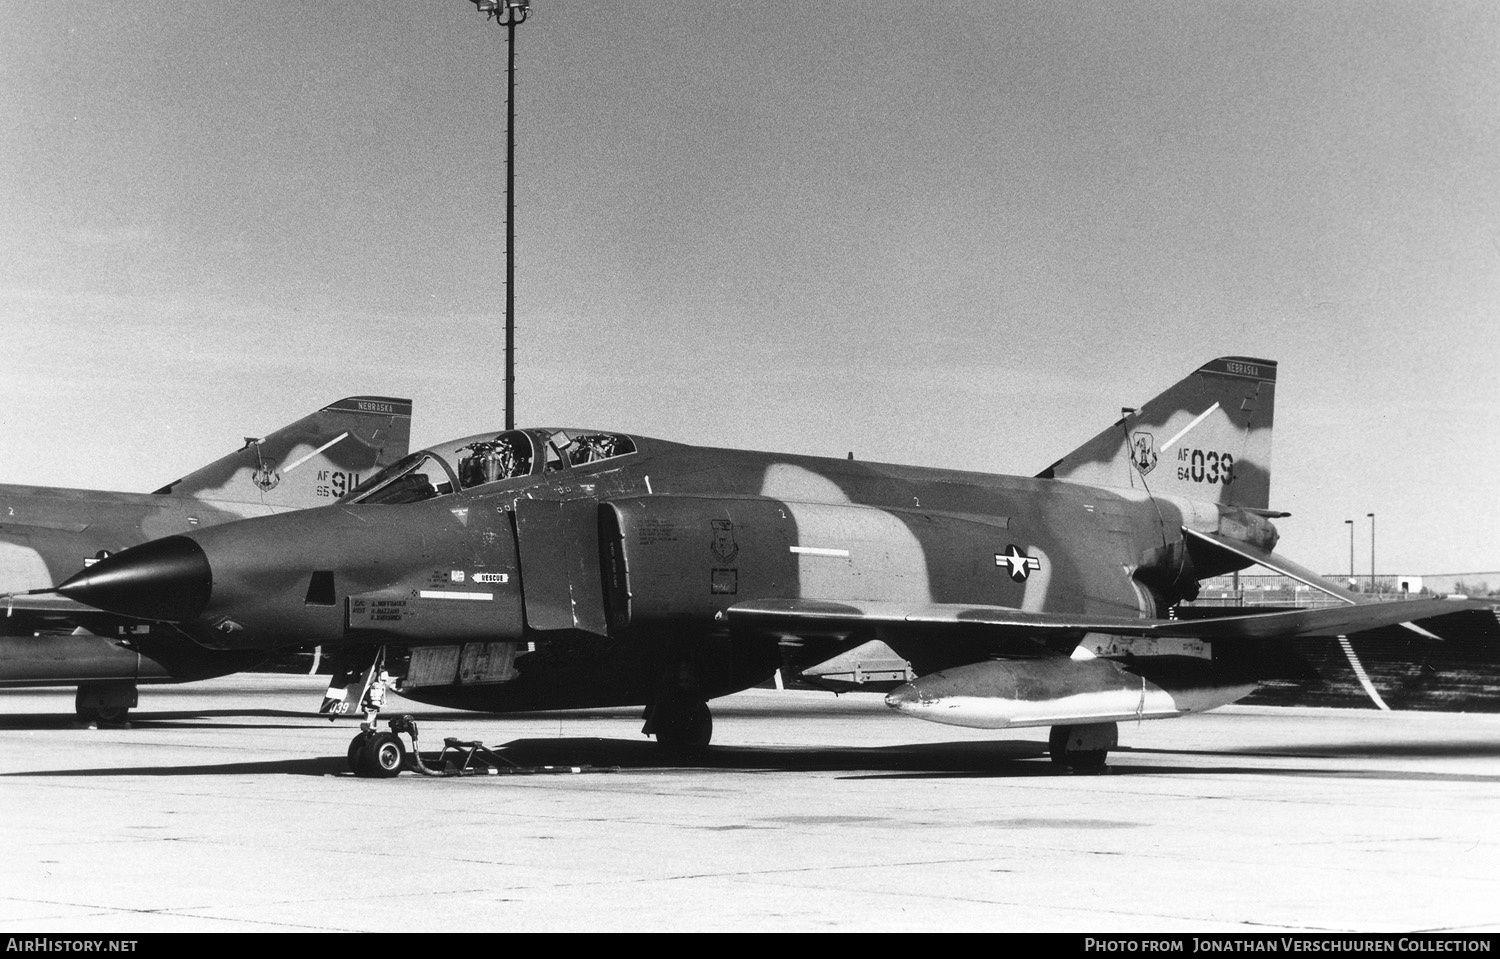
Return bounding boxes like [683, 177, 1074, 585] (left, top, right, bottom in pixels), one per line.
[728, 598, 1155, 638]
[1155, 598, 1485, 640]
[726, 596, 1487, 648]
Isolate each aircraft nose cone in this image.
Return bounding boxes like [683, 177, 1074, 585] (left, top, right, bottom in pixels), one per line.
[56, 535, 212, 622]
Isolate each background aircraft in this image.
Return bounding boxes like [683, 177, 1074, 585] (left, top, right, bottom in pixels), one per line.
[1, 396, 411, 721]
[48, 359, 1480, 774]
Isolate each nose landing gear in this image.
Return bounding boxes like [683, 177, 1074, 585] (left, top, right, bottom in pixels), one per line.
[344, 715, 618, 779]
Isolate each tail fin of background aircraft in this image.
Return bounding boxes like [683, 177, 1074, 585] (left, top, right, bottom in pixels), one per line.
[154, 397, 413, 510]
[1040, 357, 1275, 510]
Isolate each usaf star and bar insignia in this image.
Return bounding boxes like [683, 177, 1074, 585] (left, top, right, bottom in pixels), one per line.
[995, 545, 1041, 583]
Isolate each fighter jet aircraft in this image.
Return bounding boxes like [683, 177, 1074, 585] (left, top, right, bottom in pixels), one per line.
[45, 358, 1478, 774]
[0, 396, 411, 721]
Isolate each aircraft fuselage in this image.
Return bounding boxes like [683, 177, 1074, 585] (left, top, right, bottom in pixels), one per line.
[54, 430, 1275, 717]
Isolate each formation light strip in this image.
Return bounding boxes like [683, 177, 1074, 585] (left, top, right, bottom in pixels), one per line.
[1160, 404, 1220, 452]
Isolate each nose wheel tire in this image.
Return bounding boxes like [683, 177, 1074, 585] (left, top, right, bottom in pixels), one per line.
[347, 733, 368, 770]
[349, 731, 406, 778]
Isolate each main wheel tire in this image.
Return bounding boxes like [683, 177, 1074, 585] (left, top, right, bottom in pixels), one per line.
[1062, 749, 1108, 769]
[75, 684, 136, 725]
[652, 699, 712, 750]
[77, 704, 130, 724]
[1048, 724, 1112, 770]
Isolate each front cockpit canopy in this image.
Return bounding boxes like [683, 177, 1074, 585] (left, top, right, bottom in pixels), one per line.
[456, 433, 533, 488]
[344, 429, 636, 505]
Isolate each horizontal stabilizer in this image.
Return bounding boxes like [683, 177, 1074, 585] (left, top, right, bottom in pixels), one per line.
[1183, 528, 1444, 639]
[1184, 528, 1360, 604]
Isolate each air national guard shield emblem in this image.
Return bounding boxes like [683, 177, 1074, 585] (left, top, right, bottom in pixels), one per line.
[710, 520, 739, 563]
[252, 461, 282, 492]
[1129, 431, 1158, 476]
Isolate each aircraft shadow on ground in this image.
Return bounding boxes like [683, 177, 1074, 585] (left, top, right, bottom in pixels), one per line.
[495, 736, 1055, 776]
[4, 756, 338, 778]
[9, 734, 1500, 783]
[1133, 741, 1500, 760]
[0, 710, 339, 732]
[0, 736, 1051, 779]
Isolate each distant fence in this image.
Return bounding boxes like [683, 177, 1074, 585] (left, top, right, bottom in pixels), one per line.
[1187, 571, 1500, 608]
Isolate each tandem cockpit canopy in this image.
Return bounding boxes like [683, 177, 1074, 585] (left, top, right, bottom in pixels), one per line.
[343, 429, 637, 505]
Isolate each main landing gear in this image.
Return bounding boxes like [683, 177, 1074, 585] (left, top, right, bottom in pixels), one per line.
[1048, 722, 1118, 770]
[642, 663, 714, 751]
[75, 681, 137, 725]
[642, 696, 713, 750]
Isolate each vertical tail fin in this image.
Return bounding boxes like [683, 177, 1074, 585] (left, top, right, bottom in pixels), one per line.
[1040, 357, 1276, 510]
[154, 397, 413, 510]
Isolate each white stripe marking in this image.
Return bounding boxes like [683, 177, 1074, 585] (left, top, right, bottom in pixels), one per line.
[790, 546, 850, 558]
[1400, 620, 1441, 641]
[418, 590, 493, 601]
[1337, 634, 1391, 711]
[1160, 404, 1220, 452]
[282, 432, 350, 474]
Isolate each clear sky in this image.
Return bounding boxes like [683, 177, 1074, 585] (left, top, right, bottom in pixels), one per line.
[1, 1, 1496, 578]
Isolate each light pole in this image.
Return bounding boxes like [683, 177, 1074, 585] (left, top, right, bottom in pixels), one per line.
[1367, 512, 1376, 596]
[1345, 519, 1355, 590]
[466, 0, 532, 431]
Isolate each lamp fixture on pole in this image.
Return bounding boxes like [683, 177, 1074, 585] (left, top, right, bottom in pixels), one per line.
[1344, 519, 1355, 589]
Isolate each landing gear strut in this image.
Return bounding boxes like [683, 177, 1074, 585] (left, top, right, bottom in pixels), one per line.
[1048, 722, 1117, 770]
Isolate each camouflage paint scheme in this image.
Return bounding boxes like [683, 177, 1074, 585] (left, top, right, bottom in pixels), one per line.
[0, 398, 411, 700]
[51, 361, 1480, 761]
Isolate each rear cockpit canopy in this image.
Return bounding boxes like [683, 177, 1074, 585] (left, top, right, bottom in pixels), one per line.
[344, 428, 636, 505]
